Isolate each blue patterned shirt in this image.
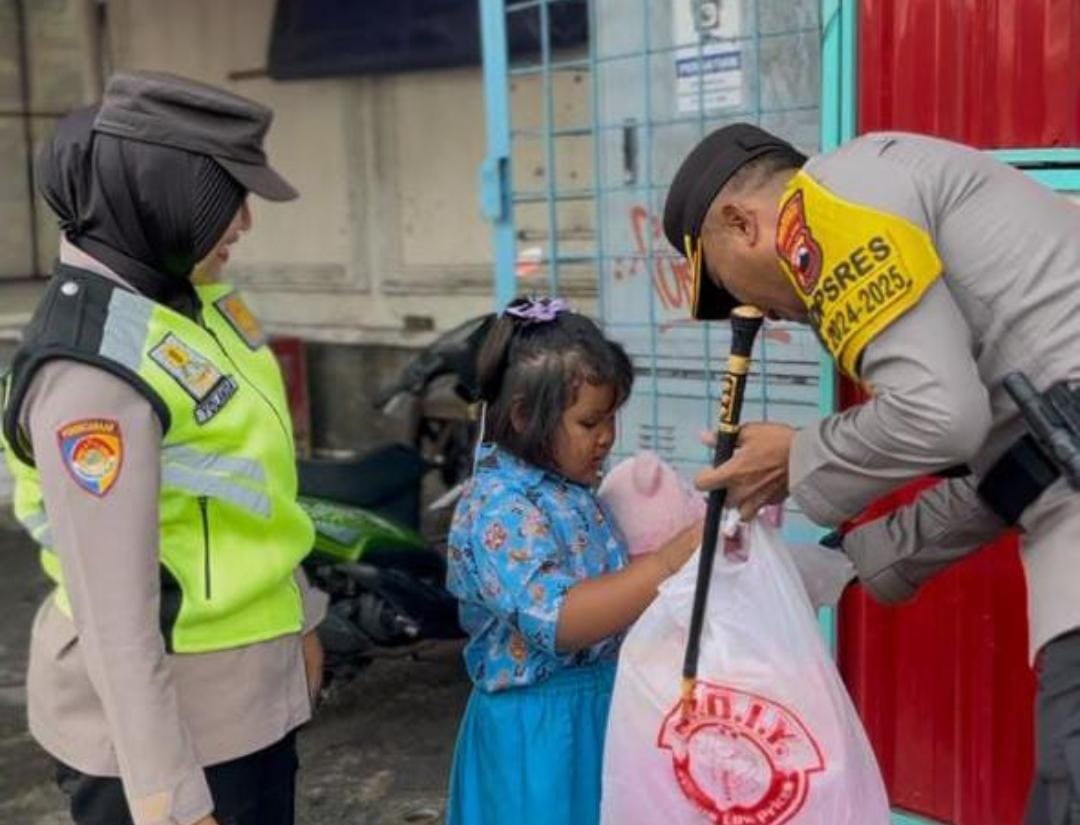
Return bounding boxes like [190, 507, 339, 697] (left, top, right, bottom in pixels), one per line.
[447, 445, 629, 692]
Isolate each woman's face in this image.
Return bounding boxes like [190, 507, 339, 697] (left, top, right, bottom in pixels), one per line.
[192, 200, 252, 284]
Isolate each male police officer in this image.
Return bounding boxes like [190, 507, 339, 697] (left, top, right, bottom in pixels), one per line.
[664, 123, 1080, 824]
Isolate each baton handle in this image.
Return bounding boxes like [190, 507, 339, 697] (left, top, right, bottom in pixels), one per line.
[680, 306, 765, 710]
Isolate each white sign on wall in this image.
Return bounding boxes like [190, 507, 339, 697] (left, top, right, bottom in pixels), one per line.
[674, 0, 744, 115]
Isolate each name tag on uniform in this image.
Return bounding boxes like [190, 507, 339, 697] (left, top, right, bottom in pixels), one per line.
[150, 334, 238, 424]
[214, 292, 267, 350]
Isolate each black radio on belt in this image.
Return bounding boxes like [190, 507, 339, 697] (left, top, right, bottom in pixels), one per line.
[977, 373, 1080, 525]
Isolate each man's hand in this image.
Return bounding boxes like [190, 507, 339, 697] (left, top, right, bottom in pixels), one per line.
[302, 630, 325, 704]
[193, 817, 220, 825]
[696, 422, 796, 519]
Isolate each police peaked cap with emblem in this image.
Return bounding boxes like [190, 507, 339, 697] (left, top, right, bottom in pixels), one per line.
[94, 70, 298, 201]
[663, 123, 807, 320]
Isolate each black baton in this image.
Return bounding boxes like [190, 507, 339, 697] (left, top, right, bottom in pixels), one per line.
[680, 305, 764, 714]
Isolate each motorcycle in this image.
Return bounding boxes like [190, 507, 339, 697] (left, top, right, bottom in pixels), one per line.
[297, 313, 495, 684]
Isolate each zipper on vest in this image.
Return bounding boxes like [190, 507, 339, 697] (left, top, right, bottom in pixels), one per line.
[199, 496, 211, 599]
[200, 320, 292, 448]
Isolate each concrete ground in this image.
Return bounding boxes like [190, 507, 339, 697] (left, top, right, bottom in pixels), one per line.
[0, 518, 472, 825]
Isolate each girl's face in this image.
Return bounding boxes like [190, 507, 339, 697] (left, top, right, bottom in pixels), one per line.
[552, 381, 618, 485]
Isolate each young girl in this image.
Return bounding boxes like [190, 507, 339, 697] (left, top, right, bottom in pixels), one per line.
[446, 297, 702, 825]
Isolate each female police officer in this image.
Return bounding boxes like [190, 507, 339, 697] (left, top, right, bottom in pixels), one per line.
[1, 72, 325, 825]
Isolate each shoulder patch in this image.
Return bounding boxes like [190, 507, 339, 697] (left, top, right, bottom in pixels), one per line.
[776, 190, 823, 295]
[214, 292, 266, 350]
[149, 334, 238, 424]
[57, 419, 123, 497]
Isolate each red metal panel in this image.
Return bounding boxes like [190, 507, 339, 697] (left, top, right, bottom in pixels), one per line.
[838, 2, 1078, 820]
[838, 480, 1035, 824]
[859, 0, 1080, 148]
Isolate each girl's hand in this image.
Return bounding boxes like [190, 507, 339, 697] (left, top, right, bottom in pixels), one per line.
[556, 522, 703, 652]
[658, 521, 704, 575]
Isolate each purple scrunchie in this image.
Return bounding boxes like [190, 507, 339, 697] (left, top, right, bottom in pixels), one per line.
[504, 297, 569, 325]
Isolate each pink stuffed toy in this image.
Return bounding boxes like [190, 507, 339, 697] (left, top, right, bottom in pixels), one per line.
[598, 451, 707, 557]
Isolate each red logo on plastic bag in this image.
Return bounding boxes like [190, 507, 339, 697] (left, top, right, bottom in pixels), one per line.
[657, 681, 824, 824]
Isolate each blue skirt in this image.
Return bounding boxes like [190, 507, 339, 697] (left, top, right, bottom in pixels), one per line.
[446, 662, 616, 825]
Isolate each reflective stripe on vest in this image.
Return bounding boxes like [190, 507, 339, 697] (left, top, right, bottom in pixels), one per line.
[161, 444, 266, 485]
[16, 448, 271, 546]
[160, 463, 271, 518]
[99, 289, 155, 371]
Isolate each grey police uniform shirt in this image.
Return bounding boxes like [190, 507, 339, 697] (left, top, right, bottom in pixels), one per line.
[19, 241, 328, 825]
[787, 132, 1080, 659]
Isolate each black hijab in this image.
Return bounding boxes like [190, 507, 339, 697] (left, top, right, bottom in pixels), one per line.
[37, 105, 245, 317]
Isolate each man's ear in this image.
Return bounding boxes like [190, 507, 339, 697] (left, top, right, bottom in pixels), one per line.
[719, 202, 760, 246]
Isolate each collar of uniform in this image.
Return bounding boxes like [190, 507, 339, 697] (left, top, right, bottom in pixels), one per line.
[475, 443, 547, 488]
[59, 236, 135, 291]
[475, 443, 563, 490]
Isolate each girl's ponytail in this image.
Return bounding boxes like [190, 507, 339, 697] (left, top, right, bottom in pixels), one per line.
[476, 297, 570, 404]
[476, 312, 518, 405]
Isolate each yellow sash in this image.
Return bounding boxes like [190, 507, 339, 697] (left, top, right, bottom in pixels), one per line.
[776, 170, 943, 379]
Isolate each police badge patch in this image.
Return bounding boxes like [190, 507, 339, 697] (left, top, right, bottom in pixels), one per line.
[775, 190, 823, 295]
[150, 334, 221, 399]
[214, 292, 266, 350]
[57, 419, 123, 497]
[150, 333, 238, 424]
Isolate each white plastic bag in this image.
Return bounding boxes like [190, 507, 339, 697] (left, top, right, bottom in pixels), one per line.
[601, 518, 889, 825]
[785, 541, 856, 609]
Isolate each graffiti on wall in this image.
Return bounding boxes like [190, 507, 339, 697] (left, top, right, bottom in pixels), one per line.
[610, 204, 792, 344]
[611, 205, 695, 314]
